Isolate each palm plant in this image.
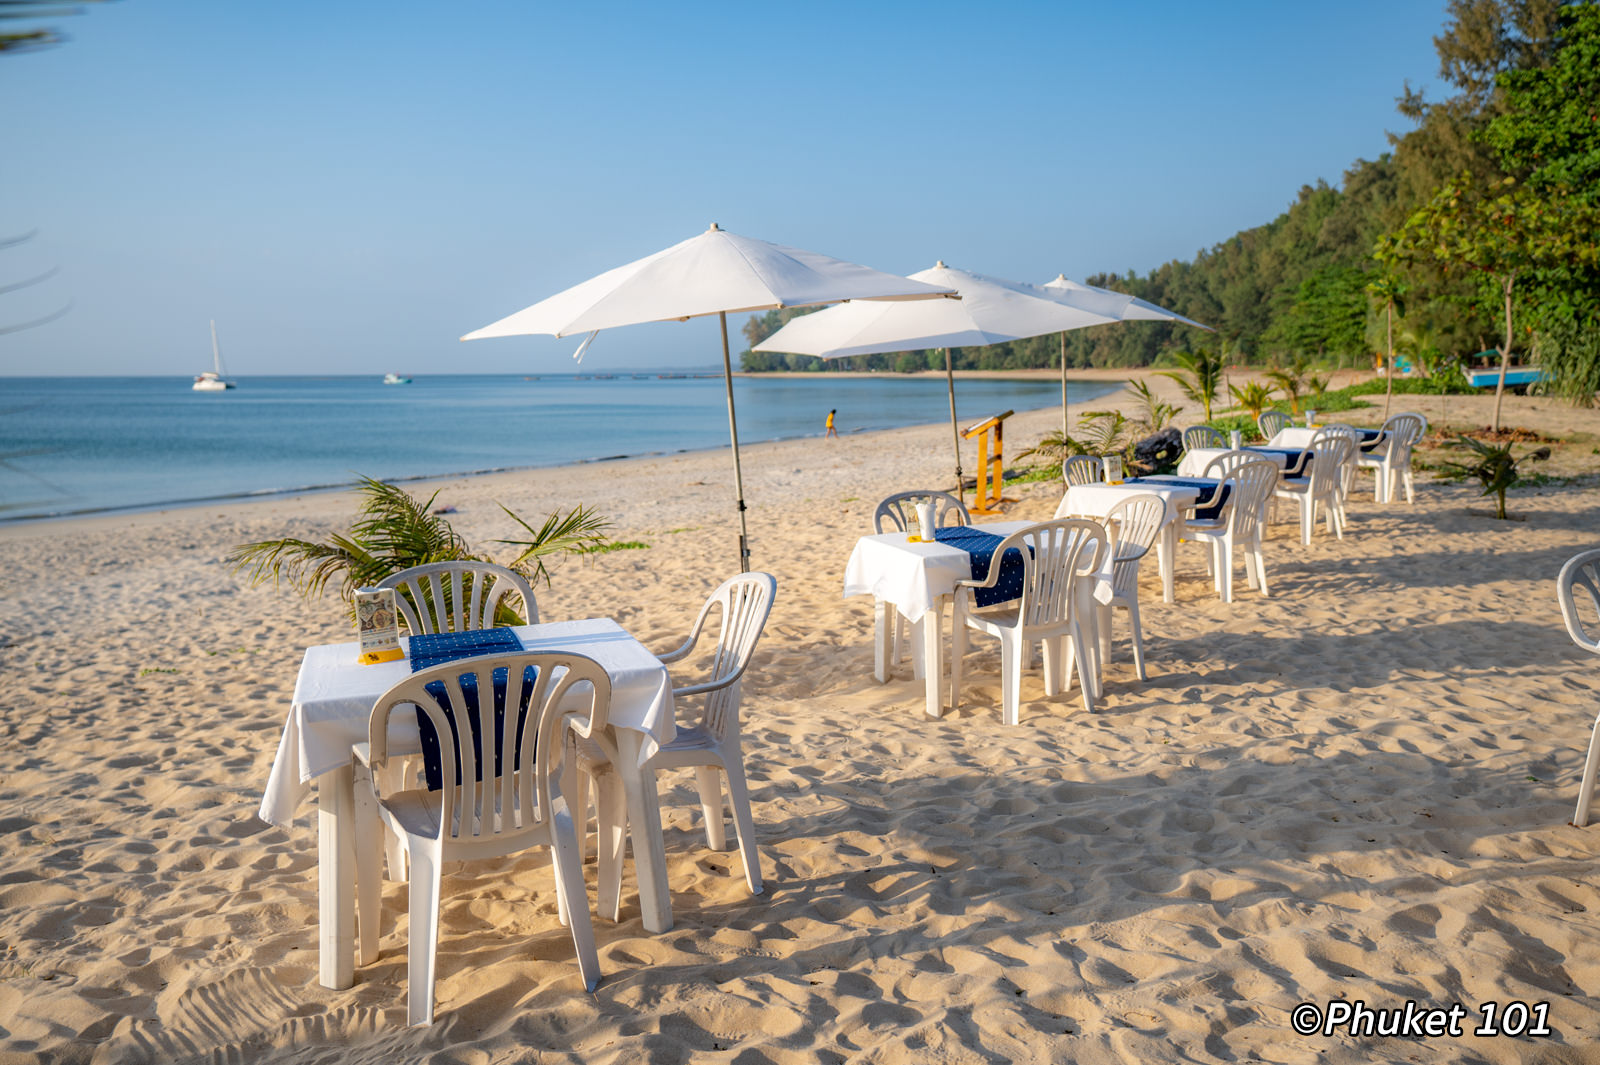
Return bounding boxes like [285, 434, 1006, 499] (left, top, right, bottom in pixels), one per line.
[1265, 355, 1312, 413]
[228, 476, 613, 621]
[1126, 378, 1178, 431]
[1159, 348, 1225, 422]
[1227, 381, 1278, 423]
[1441, 436, 1550, 520]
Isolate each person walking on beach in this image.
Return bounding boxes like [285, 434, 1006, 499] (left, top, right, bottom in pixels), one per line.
[825, 409, 837, 439]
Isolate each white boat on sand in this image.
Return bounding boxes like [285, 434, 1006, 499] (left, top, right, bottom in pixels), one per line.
[193, 321, 235, 391]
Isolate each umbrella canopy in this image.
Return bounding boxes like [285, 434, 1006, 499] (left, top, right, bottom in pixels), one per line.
[755, 262, 1119, 501]
[462, 224, 955, 571]
[1039, 274, 1213, 443]
[1040, 275, 1212, 332]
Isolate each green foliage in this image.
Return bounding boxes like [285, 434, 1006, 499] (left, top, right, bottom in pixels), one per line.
[1264, 355, 1314, 413]
[228, 477, 613, 619]
[1207, 413, 1265, 442]
[1159, 348, 1226, 421]
[1439, 434, 1551, 519]
[1534, 318, 1600, 407]
[1226, 381, 1278, 421]
[1126, 378, 1178, 430]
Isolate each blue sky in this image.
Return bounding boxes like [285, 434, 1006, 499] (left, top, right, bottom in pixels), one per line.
[0, 1, 1450, 376]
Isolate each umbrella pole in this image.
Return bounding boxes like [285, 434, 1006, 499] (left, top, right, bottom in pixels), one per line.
[945, 346, 963, 503]
[1059, 331, 1068, 444]
[718, 311, 752, 573]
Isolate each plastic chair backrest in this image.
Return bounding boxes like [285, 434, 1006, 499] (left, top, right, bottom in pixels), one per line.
[1305, 431, 1356, 498]
[673, 572, 777, 741]
[1382, 412, 1428, 463]
[874, 491, 971, 534]
[378, 561, 538, 634]
[987, 519, 1107, 630]
[368, 652, 610, 843]
[1202, 457, 1279, 542]
[1183, 425, 1224, 451]
[1258, 410, 1291, 438]
[1063, 455, 1104, 487]
[1558, 549, 1600, 656]
[1102, 493, 1165, 596]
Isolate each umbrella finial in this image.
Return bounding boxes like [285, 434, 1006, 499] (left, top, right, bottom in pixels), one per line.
[934, 260, 946, 269]
[708, 222, 721, 232]
[1054, 273, 1068, 282]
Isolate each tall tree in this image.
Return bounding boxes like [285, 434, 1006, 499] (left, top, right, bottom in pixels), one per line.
[1376, 173, 1599, 429]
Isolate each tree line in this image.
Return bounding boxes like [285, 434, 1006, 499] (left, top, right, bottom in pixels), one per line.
[741, 0, 1600, 408]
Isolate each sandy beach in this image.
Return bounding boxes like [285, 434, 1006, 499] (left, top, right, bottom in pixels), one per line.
[3, 374, 1600, 1064]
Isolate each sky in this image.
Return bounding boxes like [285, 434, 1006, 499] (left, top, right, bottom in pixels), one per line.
[0, 1, 1453, 376]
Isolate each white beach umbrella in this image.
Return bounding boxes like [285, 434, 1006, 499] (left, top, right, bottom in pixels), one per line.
[754, 263, 1118, 502]
[461, 224, 955, 571]
[1040, 274, 1213, 441]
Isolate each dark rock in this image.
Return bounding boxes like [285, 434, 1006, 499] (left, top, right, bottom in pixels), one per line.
[1132, 428, 1183, 475]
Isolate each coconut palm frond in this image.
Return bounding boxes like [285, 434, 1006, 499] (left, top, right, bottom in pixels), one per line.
[492, 503, 614, 586]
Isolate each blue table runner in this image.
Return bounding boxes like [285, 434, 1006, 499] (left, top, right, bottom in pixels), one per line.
[1127, 477, 1232, 521]
[407, 628, 531, 792]
[933, 526, 1029, 608]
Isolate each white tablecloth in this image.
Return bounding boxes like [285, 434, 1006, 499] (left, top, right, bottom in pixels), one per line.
[1178, 447, 1290, 478]
[844, 519, 1112, 620]
[259, 617, 673, 827]
[1061, 480, 1203, 526]
[1268, 427, 1320, 449]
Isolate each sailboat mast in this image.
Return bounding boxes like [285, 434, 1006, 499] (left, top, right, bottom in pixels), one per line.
[210, 320, 223, 375]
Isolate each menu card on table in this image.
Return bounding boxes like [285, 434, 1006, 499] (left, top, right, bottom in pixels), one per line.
[355, 587, 404, 664]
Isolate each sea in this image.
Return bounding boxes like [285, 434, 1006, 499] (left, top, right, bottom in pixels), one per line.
[0, 373, 1119, 522]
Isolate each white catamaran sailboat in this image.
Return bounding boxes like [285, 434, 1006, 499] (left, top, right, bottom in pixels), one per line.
[193, 320, 236, 391]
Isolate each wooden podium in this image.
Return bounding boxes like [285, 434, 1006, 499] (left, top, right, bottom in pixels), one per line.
[962, 409, 1014, 516]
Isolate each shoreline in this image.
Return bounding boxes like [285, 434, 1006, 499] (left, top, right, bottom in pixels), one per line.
[0, 374, 1132, 531]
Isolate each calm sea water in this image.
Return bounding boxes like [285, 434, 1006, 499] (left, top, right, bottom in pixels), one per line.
[0, 374, 1117, 521]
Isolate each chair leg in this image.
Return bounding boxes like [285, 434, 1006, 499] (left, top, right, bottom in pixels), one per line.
[1068, 624, 1096, 713]
[1097, 601, 1113, 667]
[549, 804, 603, 991]
[1575, 711, 1600, 827]
[999, 631, 1023, 726]
[1125, 601, 1147, 682]
[1301, 496, 1313, 546]
[351, 765, 384, 967]
[406, 839, 443, 1027]
[949, 614, 967, 712]
[1041, 636, 1063, 697]
[1219, 538, 1233, 603]
[694, 765, 726, 851]
[1252, 543, 1270, 597]
[594, 770, 628, 923]
[1403, 469, 1414, 504]
[720, 755, 764, 895]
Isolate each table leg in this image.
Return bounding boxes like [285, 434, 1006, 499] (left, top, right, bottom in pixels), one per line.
[1159, 523, 1177, 604]
[613, 730, 673, 934]
[908, 614, 927, 680]
[318, 765, 355, 990]
[922, 602, 943, 719]
[873, 599, 891, 683]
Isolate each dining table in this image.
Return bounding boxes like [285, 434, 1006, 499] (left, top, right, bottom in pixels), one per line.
[1058, 480, 1205, 604]
[259, 616, 677, 991]
[1177, 446, 1292, 478]
[1269, 425, 1384, 452]
[843, 519, 1113, 718]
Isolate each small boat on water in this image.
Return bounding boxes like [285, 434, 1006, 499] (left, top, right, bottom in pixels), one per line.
[193, 320, 236, 391]
[383, 372, 413, 385]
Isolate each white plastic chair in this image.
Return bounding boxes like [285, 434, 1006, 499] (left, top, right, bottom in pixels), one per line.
[357, 652, 604, 1025]
[575, 572, 777, 920]
[378, 561, 538, 633]
[1186, 456, 1279, 602]
[1274, 431, 1354, 546]
[1557, 549, 1600, 826]
[1063, 455, 1104, 487]
[1183, 425, 1224, 451]
[1358, 412, 1427, 503]
[949, 519, 1108, 724]
[872, 491, 969, 676]
[1257, 410, 1291, 439]
[1321, 423, 1365, 511]
[1095, 493, 1165, 681]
